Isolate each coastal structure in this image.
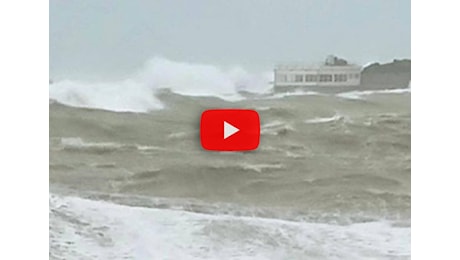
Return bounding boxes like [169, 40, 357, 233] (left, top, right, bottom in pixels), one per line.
[274, 56, 361, 91]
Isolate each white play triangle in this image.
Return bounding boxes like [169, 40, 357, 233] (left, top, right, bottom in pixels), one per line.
[224, 121, 239, 139]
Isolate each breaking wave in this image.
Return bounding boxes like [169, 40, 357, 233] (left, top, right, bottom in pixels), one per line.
[49, 57, 272, 113]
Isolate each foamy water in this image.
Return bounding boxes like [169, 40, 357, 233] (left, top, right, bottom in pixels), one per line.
[50, 58, 411, 259]
[50, 194, 410, 260]
[336, 88, 411, 100]
[49, 57, 273, 113]
[305, 114, 344, 124]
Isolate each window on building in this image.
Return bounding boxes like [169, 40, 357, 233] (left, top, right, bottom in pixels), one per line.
[277, 74, 287, 82]
[334, 74, 347, 82]
[295, 75, 303, 82]
[334, 74, 339, 82]
[305, 74, 317, 82]
[319, 74, 332, 82]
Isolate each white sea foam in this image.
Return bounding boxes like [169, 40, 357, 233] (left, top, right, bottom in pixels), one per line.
[337, 88, 411, 100]
[50, 57, 272, 113]
[254, 106, 272, 111]
[264, 90, 321, 99]
[50, 194, 410, 259]
[56, 137, 162, 152]
[305, 114, 343, 124]
[138, 57, 272, 99]
[285, 151, 305, 159]
[59, 137, 124, 149]
[261, 120, 295, 136]
[49, 79, 165, 113]
[240, 163, 285, 173]
[167, 131, 189, 139]
[261, 120, 285, 128]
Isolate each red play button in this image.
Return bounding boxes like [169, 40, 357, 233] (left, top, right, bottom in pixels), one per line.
[200, 109, 260, 151]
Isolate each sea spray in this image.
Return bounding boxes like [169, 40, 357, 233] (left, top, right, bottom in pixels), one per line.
[49, 57, 272, 113]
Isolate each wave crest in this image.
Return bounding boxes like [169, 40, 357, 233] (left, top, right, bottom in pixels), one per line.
[49, 57, 272, 113]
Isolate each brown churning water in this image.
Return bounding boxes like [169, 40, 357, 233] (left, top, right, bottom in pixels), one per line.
[50, 79, 410, 259]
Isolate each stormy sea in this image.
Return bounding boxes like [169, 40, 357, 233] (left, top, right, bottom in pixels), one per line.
[49, 58, 410, 259]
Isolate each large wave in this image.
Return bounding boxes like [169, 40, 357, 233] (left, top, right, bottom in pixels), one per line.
[49, 57, 273, 113]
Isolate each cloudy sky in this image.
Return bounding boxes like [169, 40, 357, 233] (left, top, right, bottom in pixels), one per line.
[50, 0, 410, 80]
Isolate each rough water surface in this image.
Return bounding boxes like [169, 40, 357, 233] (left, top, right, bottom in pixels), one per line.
[50, 82, 410, 259]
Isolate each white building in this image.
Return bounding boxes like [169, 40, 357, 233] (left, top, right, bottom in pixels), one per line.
[274, 56, 361, 90]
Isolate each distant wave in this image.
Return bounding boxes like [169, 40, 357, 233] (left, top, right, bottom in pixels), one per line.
[265, 90, 321, 99]
[205, 162, 286, 174]
[53, 137, 163, 154]
[50, 57, 272, 113]
[261, 120, 295, 136]
[337, 88, 411, 100]
[305, 114, 344, 124]
[239, 163, 285, 173]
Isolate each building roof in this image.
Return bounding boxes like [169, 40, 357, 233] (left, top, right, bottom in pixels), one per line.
[275, 64, 361, 71]
[275, 55, 361, 71]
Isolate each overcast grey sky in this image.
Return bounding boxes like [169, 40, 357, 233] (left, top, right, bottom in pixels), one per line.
[50, 0, 410, 80]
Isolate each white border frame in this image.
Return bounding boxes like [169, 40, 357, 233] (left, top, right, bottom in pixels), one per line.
[0, 1, 48, 259]
[3, 0, 460, 258]
[413, 0, 460, 258]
